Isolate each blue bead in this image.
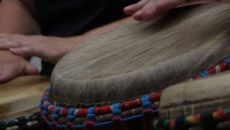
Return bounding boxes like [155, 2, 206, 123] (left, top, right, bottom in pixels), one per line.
[87, 107, 95, 120]
[113, 109, 121, 114]
[39, 104, 44, 110]
[112, 103, 121, 115]
[88, 107, 95, 114]
[224, 57, 230, 63]
[41, 96, 49, 101]
[87, 114, 96, 120]
[68, 108, 76, 115]
[52, 114, 59, 120]
[45, 88, 52, 93]
[67, 115, 75, 121]
[141, 96, 151, 108]
[200, 71, 209, 77]
[42, 110, 48, 116]
[54, 106, 61, 114]
[44, 102, 51, 109]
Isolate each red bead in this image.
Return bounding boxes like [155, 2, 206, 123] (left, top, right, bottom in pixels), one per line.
[43, 100, 49, 105]
[84, 121, 95, 126]
[48, 105, 55, 112]
[59, 108, 68, 116]
[67, 122, 74, 127]
[94, 107, 100, 115]
[112, 116, 122, 121]
[208, 67, 216, 75]
[194, 113, 201, 122]
[220, 62, 227, 71]
[94, 106, 110, 115]
[169, 119, 176, 128]
[143, 108, 152, 114]
[150, 92, 161, 101]
[77, 108, 87, 116]
[102, 106, 111, 113]
[194, 75, 202, 79]
[217, 108, 229, 119]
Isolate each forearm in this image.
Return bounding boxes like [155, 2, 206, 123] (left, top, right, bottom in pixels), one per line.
[0, 0, 39, 34]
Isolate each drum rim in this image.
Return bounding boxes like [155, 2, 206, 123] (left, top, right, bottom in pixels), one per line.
[40, 56, 230, 129]
[40, 88, 160, 128]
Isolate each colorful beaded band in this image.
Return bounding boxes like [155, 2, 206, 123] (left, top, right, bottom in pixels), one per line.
[155, 108, 230, 130]
[40, 56, 230, 129]
[40, 89, 160, 129]
[193, 57, 230, 79]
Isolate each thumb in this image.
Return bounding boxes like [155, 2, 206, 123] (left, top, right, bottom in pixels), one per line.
[24, 63, 40, 75]
[0, 69, 16, 84]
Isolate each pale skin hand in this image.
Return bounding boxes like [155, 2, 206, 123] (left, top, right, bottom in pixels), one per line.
[0, 51, 39, 83]
[0, 0, 42, 83]
[0, 34, 83, 64]
[124, 0, 230, 21]
[0, 0, 84, 83]
[0, 18, 132, 65]
[124, 0, 181, 21]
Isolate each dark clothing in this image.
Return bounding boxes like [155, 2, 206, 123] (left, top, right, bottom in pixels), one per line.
[34, 0, 137, 76]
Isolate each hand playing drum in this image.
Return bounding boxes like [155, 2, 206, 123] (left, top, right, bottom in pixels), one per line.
[124, 0, 230, 21]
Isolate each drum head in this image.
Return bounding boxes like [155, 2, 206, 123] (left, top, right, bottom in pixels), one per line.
[0, 76, 49, 120]
[51, 4, 230, 105]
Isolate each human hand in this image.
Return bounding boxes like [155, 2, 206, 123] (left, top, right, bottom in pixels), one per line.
[0, 51, 39, 84]
[124, 0, 217, 21]
[0, 34, 82, 64]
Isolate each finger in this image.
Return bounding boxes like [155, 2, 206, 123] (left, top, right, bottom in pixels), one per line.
[123, 0, 150, 15]
[133, 0, 180, 21]
[0, 39, 22, 49]
[24, 63, 39, 75]
[0, 67, 18, 84]
[10, 47, 38, 57]
[133, 0, 157, 21]
[10, 47, 51, 63]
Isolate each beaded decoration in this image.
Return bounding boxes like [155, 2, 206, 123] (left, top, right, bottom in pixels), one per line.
[193, 57, 230, 79]
[40, 56, 230, 129]
[0, 113, 45, 130]
[155, 108, 230, 130]
[40, 89, 160, 129]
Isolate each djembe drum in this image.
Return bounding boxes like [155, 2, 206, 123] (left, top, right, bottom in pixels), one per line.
[155, 72, 230, 130]
[0, 76, 49, 130]
[40, 3, 230, 130]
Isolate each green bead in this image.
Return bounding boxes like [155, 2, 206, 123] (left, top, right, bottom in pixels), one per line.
[224, 108, 230, 115]
[164, 119, 170, 128]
